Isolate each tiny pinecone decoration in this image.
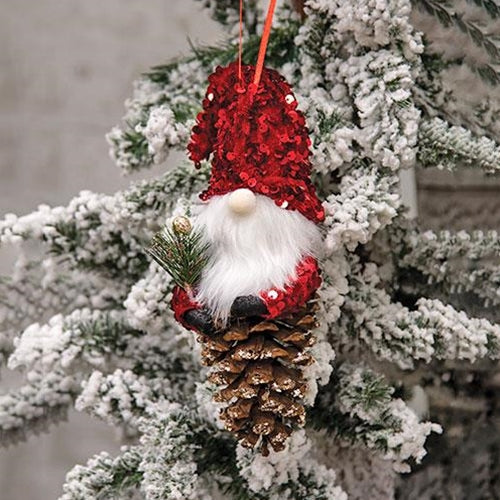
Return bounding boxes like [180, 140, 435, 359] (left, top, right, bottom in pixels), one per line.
[200, 297, 319, 455]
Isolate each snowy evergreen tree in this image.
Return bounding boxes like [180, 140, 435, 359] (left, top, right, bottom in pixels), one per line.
[1, 0, 499, 498]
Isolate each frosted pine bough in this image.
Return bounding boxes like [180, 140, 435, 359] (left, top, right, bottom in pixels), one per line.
[1, 0, 500, 498]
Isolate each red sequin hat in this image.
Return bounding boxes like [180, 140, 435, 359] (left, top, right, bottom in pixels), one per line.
[188, 62, 325, 224]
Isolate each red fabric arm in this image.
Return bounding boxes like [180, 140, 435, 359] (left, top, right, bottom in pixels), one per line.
[171, 286, 201, 331]
[259, 256, 321, 319]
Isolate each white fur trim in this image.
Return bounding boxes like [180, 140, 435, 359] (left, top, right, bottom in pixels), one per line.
[194, 193, 321, 323]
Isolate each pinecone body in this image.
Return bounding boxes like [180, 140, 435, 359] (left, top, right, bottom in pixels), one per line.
[197, 296, 319, 455]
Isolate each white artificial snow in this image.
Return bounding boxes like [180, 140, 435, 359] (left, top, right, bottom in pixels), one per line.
[76, 369, 165, 427]
[139, 105, 191, 165]
[337, 364, 442, 473]
[125, 263, 174, 334]
[236, 430, 312, 492]
[236, 430, 347, 499]
[323, 167, 400, 252]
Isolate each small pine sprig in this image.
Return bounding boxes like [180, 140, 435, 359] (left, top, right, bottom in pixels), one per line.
[146, 216, 209, 292]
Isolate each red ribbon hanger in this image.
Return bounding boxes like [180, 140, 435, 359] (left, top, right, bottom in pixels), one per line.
[237, 0, 278, 87]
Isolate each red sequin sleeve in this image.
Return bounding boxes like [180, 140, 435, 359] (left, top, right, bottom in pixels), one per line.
[259, 256, 321, 319]
[171, 286, 201, 331]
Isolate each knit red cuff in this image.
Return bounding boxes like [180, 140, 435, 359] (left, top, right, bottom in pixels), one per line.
[260, 256, 321, 319]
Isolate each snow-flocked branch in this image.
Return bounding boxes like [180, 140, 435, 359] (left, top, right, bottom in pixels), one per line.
[340, 260, 500, 369]
[389, 226, 500, 307]
[310, 363, 441, 472]
[60, 447, 143, 500]
[0, 370, 77, 446]
[323, 166, 400, 252]
[418, 117, 500, 172]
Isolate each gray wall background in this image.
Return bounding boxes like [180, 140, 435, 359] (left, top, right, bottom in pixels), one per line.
[0, 2, 220, 498]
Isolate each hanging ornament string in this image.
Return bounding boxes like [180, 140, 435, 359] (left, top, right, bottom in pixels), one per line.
[238, 0, 244, 81]
[253, 0, 278, 86]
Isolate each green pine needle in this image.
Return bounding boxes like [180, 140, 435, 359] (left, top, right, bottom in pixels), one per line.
[146, 226, 210, 290]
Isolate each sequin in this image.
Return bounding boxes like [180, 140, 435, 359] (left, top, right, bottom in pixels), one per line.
[260, 257, 321, 319]
[187, 62, 325, 224]
[234, 83, 246, 94]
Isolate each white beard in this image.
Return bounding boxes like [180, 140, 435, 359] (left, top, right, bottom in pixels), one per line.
[194, 193, 322, 324]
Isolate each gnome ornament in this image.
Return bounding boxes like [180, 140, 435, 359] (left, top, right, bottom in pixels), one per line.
[168, 61, 325, 455]
[145, 0, 327, 455]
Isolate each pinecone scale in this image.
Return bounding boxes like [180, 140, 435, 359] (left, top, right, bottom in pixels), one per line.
[198, 297, 319, 455]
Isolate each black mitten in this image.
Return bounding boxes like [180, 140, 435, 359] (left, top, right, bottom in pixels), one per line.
[184, 308, 215, 335]
[231, 295, 268, 318]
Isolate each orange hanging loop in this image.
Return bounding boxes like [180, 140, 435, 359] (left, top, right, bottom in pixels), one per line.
[238, 0, 244, 81]
[253, 0, 278, 87]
